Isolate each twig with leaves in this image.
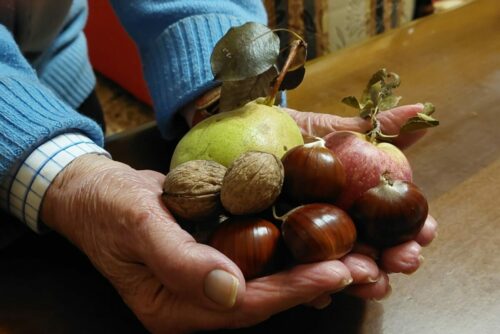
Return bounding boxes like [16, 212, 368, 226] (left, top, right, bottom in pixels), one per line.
[342, 69, 439, 142]
[210, 22, 307, 112]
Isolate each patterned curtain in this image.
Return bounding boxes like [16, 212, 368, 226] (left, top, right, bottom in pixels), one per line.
[263, 0, 416, 59]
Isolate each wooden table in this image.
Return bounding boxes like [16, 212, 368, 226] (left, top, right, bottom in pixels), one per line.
[288, 0, 500, 332]
[1, 0, 499, 332]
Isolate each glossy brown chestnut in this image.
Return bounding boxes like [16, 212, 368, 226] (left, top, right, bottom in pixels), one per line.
[281, 137, 346, 204]
[280, 203, 357, 263]
[350, 175, 428, 248]
[208, 216, 281, 279]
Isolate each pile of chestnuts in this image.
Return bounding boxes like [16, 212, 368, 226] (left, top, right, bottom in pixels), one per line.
[162, 137, 428, 279]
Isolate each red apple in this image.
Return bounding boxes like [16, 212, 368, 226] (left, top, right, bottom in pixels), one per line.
[323, 131, 412, 209]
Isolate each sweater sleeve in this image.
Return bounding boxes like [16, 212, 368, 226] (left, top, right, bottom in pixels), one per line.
[0, 24, 104, 189]
[108, 0, 267, 139]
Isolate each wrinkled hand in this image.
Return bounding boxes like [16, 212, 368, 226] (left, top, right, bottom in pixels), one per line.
[286, 103, 428, 149]
[41, 154, 354, 333]
[286, 104, 438, 308]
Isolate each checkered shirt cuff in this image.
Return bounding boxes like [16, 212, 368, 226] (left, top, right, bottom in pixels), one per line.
[0, 133, 110, 232]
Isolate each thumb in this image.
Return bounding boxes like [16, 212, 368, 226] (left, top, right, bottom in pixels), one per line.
[137, 209, 246, 310]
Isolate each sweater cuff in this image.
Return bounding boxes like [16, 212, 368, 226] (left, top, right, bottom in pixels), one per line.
[141, 14, 256, 140]
[0, 76, 104, 180]
[37, 32, 96, 109]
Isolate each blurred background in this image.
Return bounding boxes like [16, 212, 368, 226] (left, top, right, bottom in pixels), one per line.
[84, 0, 474, 136]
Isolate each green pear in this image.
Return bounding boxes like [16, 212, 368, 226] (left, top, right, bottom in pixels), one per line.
[170, 98, 304, 169]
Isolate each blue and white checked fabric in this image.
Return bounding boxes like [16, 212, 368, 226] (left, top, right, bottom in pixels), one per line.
[0, 133, 109, 232]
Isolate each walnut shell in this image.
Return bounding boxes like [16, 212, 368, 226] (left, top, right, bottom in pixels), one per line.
[221, 151, 284, 215]
[162, 160, 226, 222]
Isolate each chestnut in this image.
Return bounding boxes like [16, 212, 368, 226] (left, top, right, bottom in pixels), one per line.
[281, 137, 346, 204]
[208, 216, 281, 279]
[350, 174, 428, 248]
[278, 203, 357, 263]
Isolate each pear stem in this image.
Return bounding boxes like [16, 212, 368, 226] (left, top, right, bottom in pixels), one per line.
[265, 39, 306, 106]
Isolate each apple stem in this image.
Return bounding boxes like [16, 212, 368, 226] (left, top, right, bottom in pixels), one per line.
[265, 39, 306, 106]
[367, 117, 381, 143]
[367, 108, 398, 143]
[381, 171, 394, 186]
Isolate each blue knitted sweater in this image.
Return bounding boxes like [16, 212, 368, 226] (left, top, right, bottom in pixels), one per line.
[0, 0, 266, 184]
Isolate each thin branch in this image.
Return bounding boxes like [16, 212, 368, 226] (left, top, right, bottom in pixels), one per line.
[265, 39, 306, 106]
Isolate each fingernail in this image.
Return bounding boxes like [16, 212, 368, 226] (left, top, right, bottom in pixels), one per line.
[343, 277, 354, 286]
[373, 284, 393, 302]
[350, 257, 378, 283]
[364, 272, 383, 283]
[366, 275, 380, 283]
[329, 277, 353, 294]
[418, 255, 425, 265]
[204, 269, 239, 308]
[383, 284, 393, 300]
[314, 297, 332, 310]
[410, 243, 422, 256]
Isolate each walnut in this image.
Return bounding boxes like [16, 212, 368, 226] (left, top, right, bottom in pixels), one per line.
[162, 160, 226, 222]
[221, 151, 284, 215]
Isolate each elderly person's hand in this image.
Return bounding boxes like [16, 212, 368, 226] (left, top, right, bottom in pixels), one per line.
[40, 103, 437, 333]
[286, 103, 438, 308]
[40, 154, 354, 333]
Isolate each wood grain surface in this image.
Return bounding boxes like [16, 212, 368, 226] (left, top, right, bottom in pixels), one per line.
[1, 0, 499, 333]
[286, 0, 500, 332]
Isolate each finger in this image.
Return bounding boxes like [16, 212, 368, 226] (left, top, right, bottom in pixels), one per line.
[376, 103, 427, 149]
[309, 114, 370, 137]
[345, 271, 391, 301]
[181, 261, 351, 330]
[103, 260, 214, 334]
[351, 242, 380, 260]
[415, 215, 438, 246]
[391, 129, 427, 149]
[120, 270, 229, 334]
[380, 241, 423, 274]
[377, 104, 423, 134]
[132, 260, 349, 333]
[284, 108, 371, 137]
[136, 205, 246, 311]
[305, 255, 375, 310]
[304, 293, 332, 310]
[231, 260, 352, 326]
[286, 104, 428, 149]
[341, 253, 380, 284]
[286, 104, 426, 145]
